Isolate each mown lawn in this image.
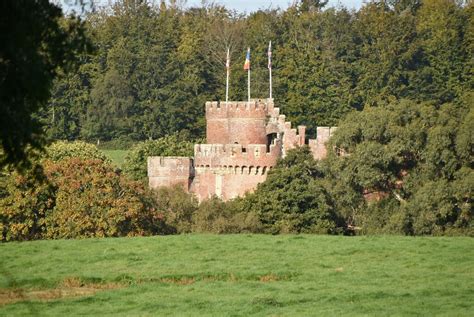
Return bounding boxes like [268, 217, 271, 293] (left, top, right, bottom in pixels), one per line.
[0, 235, 473, 316]
[101, 149, 128, 168]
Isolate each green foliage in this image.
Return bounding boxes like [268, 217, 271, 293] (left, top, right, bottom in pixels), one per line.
[153, 185, 199, 234]
[122, 134, 196, 181]
[325, 98, 473, 235]
[41, 0, 472, 142]
[42, 158, 162, 239]
[192, 197, 263, 234]
[46, 141, 110, 163]
[0, 156, 165, 241]
[0, 164, 52, 241]
[0, 0, 90, 167]
[150, 187, 262, 234]
[241, 147, 342, 234]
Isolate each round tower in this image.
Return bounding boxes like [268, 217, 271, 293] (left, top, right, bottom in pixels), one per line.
[206, 100, 268, 147]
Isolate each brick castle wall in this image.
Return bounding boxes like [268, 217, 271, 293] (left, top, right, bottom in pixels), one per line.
[206, 101, 268, 146]
[191, 141, 281, 200]
[148, 156, 193, 191]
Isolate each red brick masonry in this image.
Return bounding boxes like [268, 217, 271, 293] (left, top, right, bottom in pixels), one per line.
[148, 98, 336, 201]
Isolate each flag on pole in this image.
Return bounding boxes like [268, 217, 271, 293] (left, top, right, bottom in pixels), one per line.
[244, 47, 250, 70]
[268, 41, 272, 69]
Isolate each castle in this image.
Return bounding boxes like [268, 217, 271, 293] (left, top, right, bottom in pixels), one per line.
[147, 98, 336, 201]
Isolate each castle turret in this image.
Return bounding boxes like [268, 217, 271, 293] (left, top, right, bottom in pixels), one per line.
[206, 100, 269, 146]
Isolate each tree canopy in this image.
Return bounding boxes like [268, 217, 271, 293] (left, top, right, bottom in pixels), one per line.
[39, 0, 472, 142]
[0, 0, 90, 167]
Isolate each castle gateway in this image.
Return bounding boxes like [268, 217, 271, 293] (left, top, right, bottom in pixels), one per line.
[148, 98, 336, 201]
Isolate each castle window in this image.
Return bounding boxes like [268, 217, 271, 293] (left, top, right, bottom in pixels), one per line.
[266, 133, 277, 152]
[242, 147, 246, 153]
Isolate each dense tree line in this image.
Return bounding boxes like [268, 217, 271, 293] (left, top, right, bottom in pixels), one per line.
[41, 0, 473, 141]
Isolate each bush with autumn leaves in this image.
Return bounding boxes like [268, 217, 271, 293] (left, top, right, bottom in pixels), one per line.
[0, 142, 165, 241]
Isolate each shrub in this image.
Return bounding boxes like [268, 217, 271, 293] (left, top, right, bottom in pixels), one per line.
[153, 185, 198, 234]
[0, 157, 166, 241]
[0, 164, 52, 241]
[192, 197, 263, 234]
[46, 141, 110, 163]
[42, 158, 164, 239]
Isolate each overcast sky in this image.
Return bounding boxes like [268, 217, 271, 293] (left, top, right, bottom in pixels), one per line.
[185, 0, 364, 11]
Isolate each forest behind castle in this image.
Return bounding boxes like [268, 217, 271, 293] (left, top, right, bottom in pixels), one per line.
[41, 0, 472, 142]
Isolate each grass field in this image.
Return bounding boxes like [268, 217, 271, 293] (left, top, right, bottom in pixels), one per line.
[0, 235, 473, 316]
[101, 149, 128, 168]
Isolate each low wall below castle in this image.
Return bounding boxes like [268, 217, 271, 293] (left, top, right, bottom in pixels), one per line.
[148, 156, 193, 191]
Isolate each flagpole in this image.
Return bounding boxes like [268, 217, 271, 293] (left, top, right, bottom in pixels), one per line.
[226, 48, 230, 104]
[268, 41, 272, 100]
[269, 65, 272, 100]
[248, 67, 251, 102]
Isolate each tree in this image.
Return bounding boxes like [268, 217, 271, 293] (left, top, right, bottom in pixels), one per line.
[0, 0, 90, 168]
[241, 147, 342, 234]
[325, 98, 473, 234]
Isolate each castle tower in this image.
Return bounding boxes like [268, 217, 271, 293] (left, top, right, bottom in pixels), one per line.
[147, 98, 335, 201]
[205, 100, 268, 146]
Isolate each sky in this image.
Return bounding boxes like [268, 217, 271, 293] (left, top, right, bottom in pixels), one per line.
[185, 0, 364, 12]
[61, 0, 365, 15]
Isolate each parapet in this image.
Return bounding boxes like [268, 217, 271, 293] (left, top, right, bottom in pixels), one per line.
[194, 141, 281, 168]
[205, 100, 269, 119]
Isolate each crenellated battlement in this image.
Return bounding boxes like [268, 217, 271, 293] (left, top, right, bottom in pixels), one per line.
[193, 141, 280, 169]
[194, 164, 274, 176]
[205, 100, 269, 119]
[194, 142, 279, 156]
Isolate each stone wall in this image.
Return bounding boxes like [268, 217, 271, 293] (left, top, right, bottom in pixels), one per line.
[147, 156, 193, 191]
[309, 127, 337, 160]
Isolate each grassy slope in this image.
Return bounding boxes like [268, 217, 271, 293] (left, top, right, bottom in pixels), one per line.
[0, 235, 473, 316]
[101, 149, 128, 168]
